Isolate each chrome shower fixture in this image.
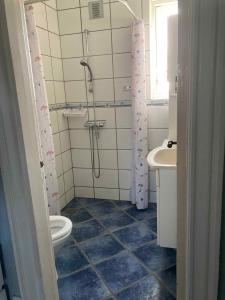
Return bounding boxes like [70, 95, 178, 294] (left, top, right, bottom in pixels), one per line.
[80, 59, 94, 93]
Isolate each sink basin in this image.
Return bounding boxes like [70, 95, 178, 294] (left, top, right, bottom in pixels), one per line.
[147, 147, 177, 169]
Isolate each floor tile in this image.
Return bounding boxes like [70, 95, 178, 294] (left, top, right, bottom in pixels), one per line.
[80, 234, 124, 264]
[116, 275, 175, 300]
[99, 211, 134, 231]
[62, 236, 76, 249]
[72, 219, 105, 243]
[145, 217, 157, 234]
[78, 197, 104, 207]
[87, 201, 117, 218]
[96, 251, 147, 293]
[61, 208, 80, 217]
[114, 200, 133, 209]
[133, 243, 176, 272]
[58, 267, 110, 300]
[69, 208, 93, 224]
[158, 265, 176, 296]
[64, 198, 81, 209]
[56, 246, 89, 277]
[114, 222, 156, 249]
[126, 204, 157, 221]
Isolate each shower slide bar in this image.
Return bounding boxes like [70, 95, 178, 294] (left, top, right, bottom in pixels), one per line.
[49, 100, 169, 112]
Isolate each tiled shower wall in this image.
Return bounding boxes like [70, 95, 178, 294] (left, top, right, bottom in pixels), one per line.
[33, 0, 169, 205]
[33, 1, 74, 209]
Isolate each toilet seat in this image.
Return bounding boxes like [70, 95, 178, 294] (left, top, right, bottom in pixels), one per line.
[50, 215, 72, 242]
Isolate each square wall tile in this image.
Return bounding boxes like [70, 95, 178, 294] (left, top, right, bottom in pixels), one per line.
[112, 28, 131, 53]
[52, 58, 64, 81]
[142, 0, 150, 24]
[95, 150, 117, 169]
[58, 175, 65, 196]
[50, 111, 59, 133]
[54, 81, 66, 103]
[64, 169, 74, 191]
[45, 81, 55, 104]
[65, 81, 87, 103]
[70, 129, 90, 148]
[145, 25, 150, 51]
[89, 107, 115, 128]
[59, 194, 66, 209]
[61, 34, 83, 58]
[148, 106, 169, 129]
[119, 170, 132, 189]
[60, 130, 70, 152]
[87, 55, 113, 79]
[118, 150, 132, 169]
[33, 3, 47, 29]
[72, 149, 92, 168]
[75, 187, 94, 198]
[49, 33, 61, 58]
[56, 154, 63, 176]
[148, 129, 168, 150]
[73, 168, 93, 187]
[97, 129, 117, 150]
[68, 112, 89, 129]
[65, 187, 75, 205]
[42, 56, 53, 80]
[116, 107, 132, 128]
[94, 188, 119, 200]
[63, 58, 85, 80]
[99, 151, 118, 171]
[87, 79, 114, 103]
[114, 77, 131, 101]
[57, 110, 68, 131]
[37, 28, 50, 55]
[120, 189, 131, 201]
[145, 51, 150, 76]
[149, 191, 157, 203]
[94, 169, 118, 189]
[113, 53, 131, 78]
[62, 150, 72, 172]
[46, 6, 59, 34]
[149, 170, 156, 192]
[81, 4, 110, 31]
[111, 1, 142, 29]
[58, 9, 81, 34]
[117, 129, 133, 149]
[83, 30, 112, 56]
[53, 133, 61, 155]
[57, 0, 80, 10]
[46, 0, 56, 9]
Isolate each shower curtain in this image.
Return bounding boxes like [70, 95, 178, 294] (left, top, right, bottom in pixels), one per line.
[130, 20, 148, 209]
[25, 5, 59, 214]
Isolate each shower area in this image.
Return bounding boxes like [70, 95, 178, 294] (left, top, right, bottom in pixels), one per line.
[29, 0, 166, 210]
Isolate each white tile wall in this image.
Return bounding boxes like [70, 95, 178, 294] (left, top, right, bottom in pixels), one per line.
[34, 0, 168, 204]
[34, 2, 74, 209]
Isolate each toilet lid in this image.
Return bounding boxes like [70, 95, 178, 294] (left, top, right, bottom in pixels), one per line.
[50, 216, 72, 242]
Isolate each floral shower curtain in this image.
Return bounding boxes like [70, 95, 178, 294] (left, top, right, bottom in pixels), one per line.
[130, 20, 148, 209]
[25, 5, 59, 215]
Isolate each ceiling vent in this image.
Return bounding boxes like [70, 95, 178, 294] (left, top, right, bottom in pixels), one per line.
[88, 0, 104, 19]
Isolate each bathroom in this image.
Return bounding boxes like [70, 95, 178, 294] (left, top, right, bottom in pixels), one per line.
[21, 0, 177, 299]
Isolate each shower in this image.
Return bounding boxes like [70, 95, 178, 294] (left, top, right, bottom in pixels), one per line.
[81, 29, 105, 179]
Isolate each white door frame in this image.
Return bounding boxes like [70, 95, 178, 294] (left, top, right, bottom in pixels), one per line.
[0, 0, 58, 299]
[0, 0, 225, 299]
[177, 0, 225, 299]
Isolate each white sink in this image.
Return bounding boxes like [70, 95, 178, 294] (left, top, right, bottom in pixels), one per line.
[147, 146, 177, 169]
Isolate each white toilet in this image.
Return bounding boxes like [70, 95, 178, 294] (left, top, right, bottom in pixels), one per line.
[50, 215, 72, 254]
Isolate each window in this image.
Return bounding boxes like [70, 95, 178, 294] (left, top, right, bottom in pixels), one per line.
[150, 1, 178, 100]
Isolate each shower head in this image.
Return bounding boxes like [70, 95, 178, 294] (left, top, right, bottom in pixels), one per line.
[80, 59, 93, 83]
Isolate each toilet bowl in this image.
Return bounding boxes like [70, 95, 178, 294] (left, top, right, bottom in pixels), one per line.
[50, 215, 72, 254]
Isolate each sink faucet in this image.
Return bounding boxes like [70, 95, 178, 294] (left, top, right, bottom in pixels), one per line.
[167, 140, 177, 148]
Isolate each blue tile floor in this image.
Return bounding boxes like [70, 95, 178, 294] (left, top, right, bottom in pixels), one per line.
[57, 198, 176, 300]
